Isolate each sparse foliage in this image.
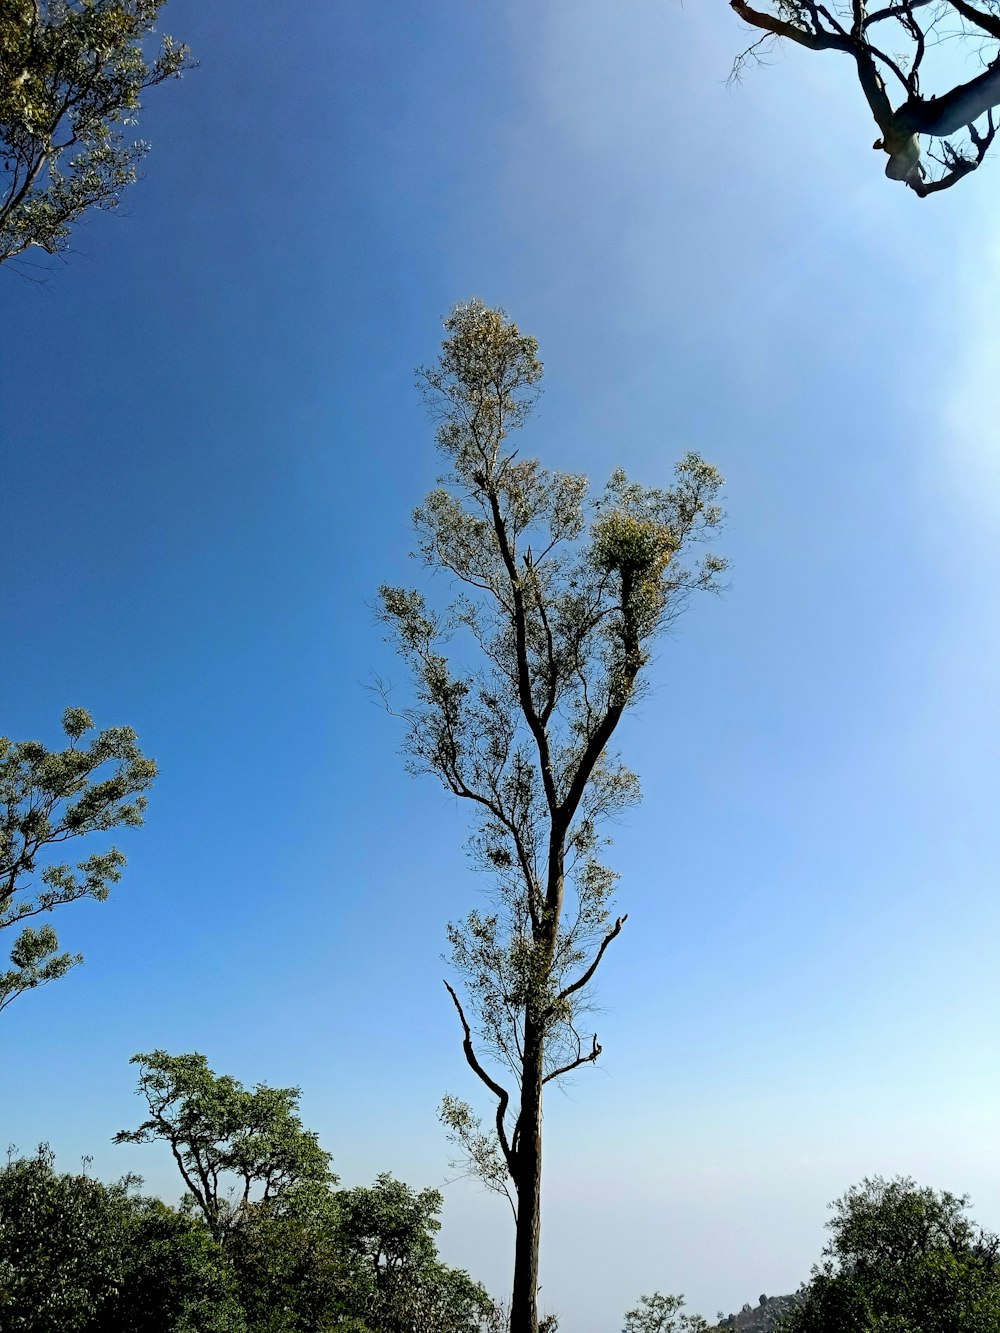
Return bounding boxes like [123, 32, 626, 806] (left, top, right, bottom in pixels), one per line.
[0, 706, 156, 1012]
[0, 0, 192, 267]
[729, 0, 1000, 194]
[378, 300, 726, 1333]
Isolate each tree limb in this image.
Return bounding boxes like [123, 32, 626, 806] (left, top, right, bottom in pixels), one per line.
[557, 914, 628, 1002]
[542, 1033, 602, 1085]
[444, 981, 515, 1172]
[862, 0, 934, 29]
[730, 0, 854, 50]
[897, 58, 1000, 137]
[484, 485, 558, 816]
[939, 0, 1000, 40]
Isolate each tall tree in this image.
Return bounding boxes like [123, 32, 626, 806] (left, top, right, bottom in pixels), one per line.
[114, 1051, 335, 1245]
[0, 706, 156, 1013]
[0, 0, 192, 268]
[378, 300, 727, 1333]
[728, 0, 1000, 194]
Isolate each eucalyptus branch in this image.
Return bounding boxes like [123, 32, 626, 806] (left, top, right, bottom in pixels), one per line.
[485, 486, 559, 816]
[943, 0, 1000, 40]
[729, 0, 1000, 192]
[730, 0, 854, 49]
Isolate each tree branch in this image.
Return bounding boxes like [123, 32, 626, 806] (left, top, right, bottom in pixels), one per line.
[444, 981, 515, 1172]
[862, 0, 934, 28]
[940, 0, 1000, 39]
[897, 58, 1000, 137]
[730, 0, 854, 50]
[557, 914, 628, 1002]
[484, 485, 558, 816]
[542, 1032, 602, 1084]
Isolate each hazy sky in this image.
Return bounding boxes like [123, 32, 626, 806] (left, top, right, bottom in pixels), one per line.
[3, 2, 1000, 1328]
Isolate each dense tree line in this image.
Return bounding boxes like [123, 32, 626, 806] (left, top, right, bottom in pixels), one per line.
[0, 1052, 500, 1333]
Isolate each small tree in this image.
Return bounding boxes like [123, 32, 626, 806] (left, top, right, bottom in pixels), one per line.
[336, 1174, 443, 1280]
[622, 1292, 713, 1333]
[337, 1175, 497, 1333]
[114, 1051, 335, 1245]
[378, 300, 726, 1333]
[729, 0, 1000, 195]
[0, 706, 156, 1013]
[0, 0, 192, 267]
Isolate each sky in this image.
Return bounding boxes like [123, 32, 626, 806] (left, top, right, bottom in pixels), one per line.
[2, 1, 1000, 1327]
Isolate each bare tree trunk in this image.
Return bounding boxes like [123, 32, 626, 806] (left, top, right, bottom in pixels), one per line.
[510, 1024, 544, 1333]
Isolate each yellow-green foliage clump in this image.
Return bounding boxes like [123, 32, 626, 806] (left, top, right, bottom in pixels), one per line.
[592, 509, 673, 584]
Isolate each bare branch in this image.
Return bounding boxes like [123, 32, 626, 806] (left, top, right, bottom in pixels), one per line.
[897, 58, 1000, 137]
[444, 981, 515, 1171]
[542, 1033, 602, 1085]
[729, 0, 1000, 193]
[557, 914, 628, 1003]
[730, 0, 854, 49]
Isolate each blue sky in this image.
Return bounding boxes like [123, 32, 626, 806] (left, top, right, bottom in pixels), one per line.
[3, 1, 1000, 1327]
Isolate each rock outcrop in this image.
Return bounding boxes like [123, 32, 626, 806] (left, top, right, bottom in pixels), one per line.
[716, 1292, 802, 1332]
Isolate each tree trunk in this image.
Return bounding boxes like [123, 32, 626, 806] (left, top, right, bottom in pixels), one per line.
[510, 1024, 544, 1333]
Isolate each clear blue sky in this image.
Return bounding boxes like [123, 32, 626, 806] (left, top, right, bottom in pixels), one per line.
[3, 2, 1000, 1328]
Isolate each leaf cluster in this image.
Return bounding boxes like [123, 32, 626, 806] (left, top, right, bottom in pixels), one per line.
[34, 1052, 505, 1333]
[0, 706, 156, 1011]
[0, 1145, 243, 1332]
[0, 0, 193, 263]
[622, 1291, 716, 1333]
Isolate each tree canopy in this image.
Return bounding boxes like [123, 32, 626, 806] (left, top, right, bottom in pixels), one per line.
[0, 0, 192, 266]
[730, 0, 1000, 194]
[0, 706, 156, 1013]
[114, 1050, 335, 1244]
[779, 1176, 1000, 1332]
